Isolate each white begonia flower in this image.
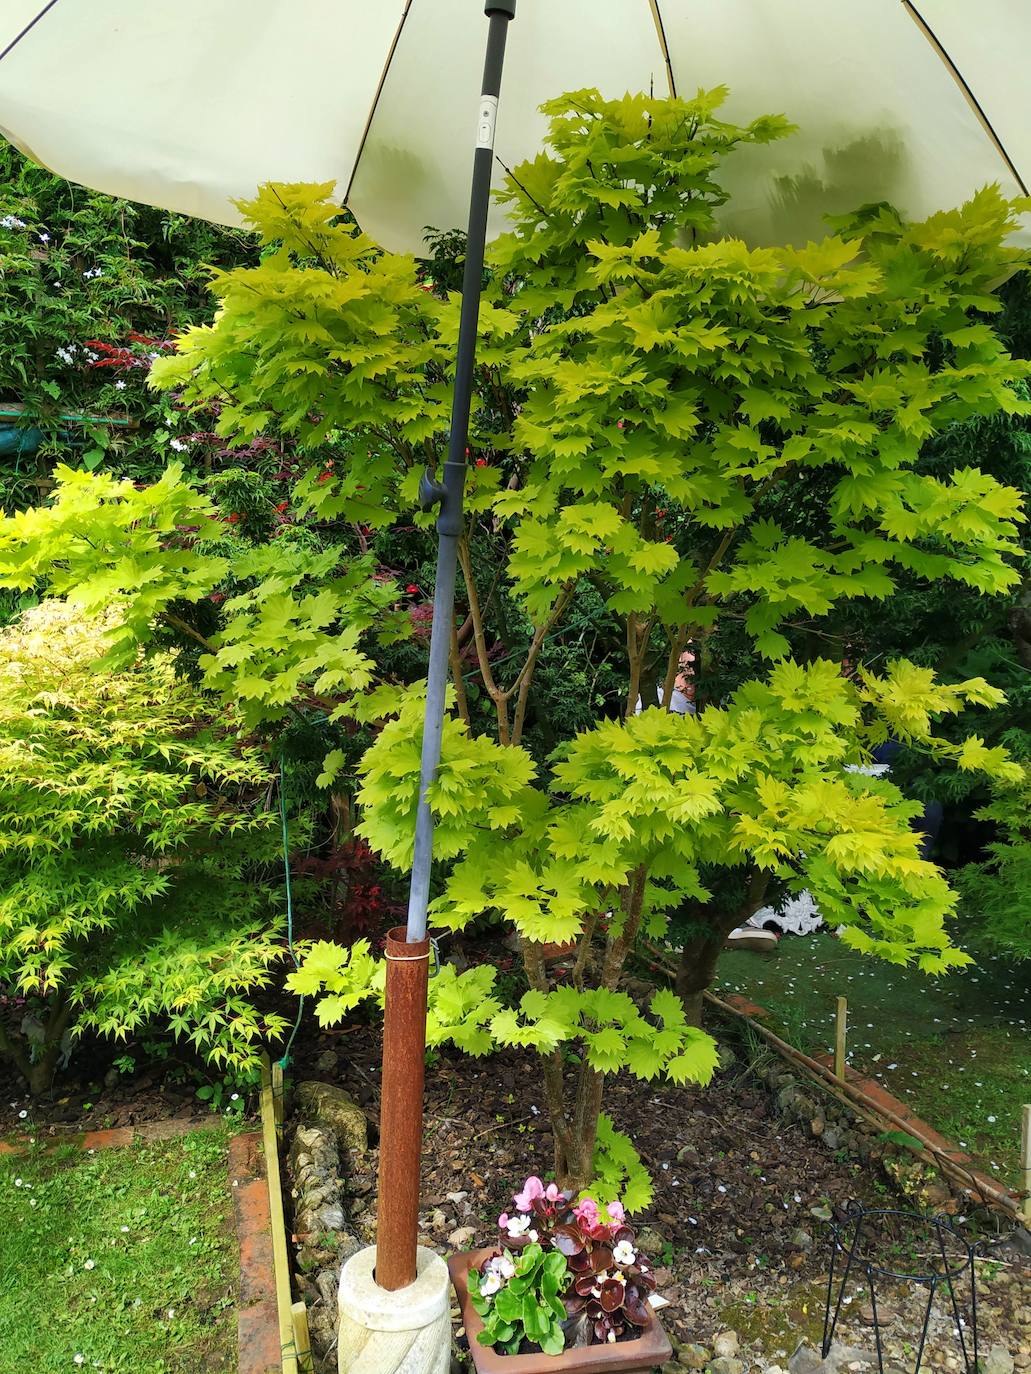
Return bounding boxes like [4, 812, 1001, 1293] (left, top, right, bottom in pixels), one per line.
[505, 1214, 531, 1238]
[497, 1255, 515, 1280]
[528, 1229, 539, 1242]
[612, 1240, 636, 1267]
[480, 1271, 502, 1298]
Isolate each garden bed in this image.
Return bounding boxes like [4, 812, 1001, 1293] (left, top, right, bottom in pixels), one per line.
[287, 1012, 1031, 1373]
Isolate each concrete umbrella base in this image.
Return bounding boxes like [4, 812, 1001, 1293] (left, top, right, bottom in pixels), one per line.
[337, 1245, 451, 1374]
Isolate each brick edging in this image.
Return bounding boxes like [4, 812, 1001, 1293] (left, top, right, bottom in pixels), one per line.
[0, 1113, 223, 1154]
[231, 1131, 283, 1374]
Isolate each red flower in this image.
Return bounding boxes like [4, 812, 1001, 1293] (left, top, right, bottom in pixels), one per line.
[405, 584, 419, 595]
[227, 513, 240, 524]
[475, 458, 488, 468]
[275, 501, 289, 512]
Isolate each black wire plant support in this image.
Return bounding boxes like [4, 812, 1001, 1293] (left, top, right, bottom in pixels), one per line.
[822, 1203, 981, 1374]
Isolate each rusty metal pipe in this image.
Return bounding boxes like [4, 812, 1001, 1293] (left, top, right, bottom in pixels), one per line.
[376, 925, 431, 1291]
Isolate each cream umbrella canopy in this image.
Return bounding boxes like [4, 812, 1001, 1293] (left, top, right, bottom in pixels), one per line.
[0, 1, 1029, 253]
[3, 0, 1029, 1316]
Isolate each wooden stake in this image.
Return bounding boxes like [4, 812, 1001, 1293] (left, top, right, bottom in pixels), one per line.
[1020, 1104, 1031, 1223]
[260, 1054, 297, 1374]
[291, 1300, 312, 1374]
[834, 996, 848, 1081]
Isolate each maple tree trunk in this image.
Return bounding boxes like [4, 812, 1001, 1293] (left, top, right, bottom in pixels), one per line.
[553, 1062, 604, 1194]
[675, 870, 771, 1026]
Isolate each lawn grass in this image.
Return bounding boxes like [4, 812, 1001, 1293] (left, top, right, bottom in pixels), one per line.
[714, 933, 1031, 1188]
[0, 1125, 238, 1373]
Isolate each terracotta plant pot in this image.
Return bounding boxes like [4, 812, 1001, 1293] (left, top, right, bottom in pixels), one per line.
[448, 1248, 672, 1374]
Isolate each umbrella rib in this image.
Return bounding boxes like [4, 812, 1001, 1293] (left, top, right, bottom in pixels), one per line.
[902, 0, 1028, 196]
[342, 0, 414, 210]
[0, 0, 63, 64]
[647, 0, 677, 99]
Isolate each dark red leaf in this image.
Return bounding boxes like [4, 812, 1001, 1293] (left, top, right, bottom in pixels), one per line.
[599, 1279, 625, 1313]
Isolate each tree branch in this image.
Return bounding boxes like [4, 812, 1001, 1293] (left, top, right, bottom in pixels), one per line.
[510, 581, 575, 746]
[457, 535, 510, 744]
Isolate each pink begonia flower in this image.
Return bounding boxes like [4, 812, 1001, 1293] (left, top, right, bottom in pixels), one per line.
[512, 1175, 545, 1212]
[606, 1200, 625, 1224]
[545, 1183, 560, 1202]
[572, 1198, 600, 1228]
[498, 1212, 510, 1229]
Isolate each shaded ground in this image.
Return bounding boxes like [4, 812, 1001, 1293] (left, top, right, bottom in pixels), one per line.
[713, 934, 1031, 1188]
[295, 1014, 1030, 1370]
[0, 1126, 237, 1373]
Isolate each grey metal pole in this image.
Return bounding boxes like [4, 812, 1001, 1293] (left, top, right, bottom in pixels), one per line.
[404, 0, 515, 943]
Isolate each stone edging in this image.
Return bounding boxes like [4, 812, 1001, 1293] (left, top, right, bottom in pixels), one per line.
[714, 990, 1024, 1219]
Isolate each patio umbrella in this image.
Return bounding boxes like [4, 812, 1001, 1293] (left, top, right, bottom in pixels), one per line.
[3, 0, 1029, 1304]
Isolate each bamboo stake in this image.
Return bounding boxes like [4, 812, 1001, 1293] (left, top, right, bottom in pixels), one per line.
[260, 1054, 297, 1374]
[834, 996, 848, 1081]
[1020, 1104, 1031, 1223]
[271, 1059, 285, 1139]
[291, 1300, 313, 1374]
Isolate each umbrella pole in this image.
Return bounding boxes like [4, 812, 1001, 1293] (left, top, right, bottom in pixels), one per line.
[374, 0, 516, 1298]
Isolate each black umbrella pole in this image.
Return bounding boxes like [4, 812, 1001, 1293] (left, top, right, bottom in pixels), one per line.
[376, 1, 515, 1294]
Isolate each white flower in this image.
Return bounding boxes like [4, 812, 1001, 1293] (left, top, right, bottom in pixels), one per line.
[612, 1240, 637, 1267]
[120, 1226, 129, 1233]
[0, 214, 26, 228]
[505, 1214, 531, 1238]
[230, 1093, 239, 1101]
[167, 1309, 175, 1319]
[497, 1255, 515, 1280]
[38, 231, 50, 243]
[18, 1110, 27, 1119]
[73, 1357, 85, 1366]
[29, 1198, 37, 1208]
[169, 438, 188, 452]
[528, 1229, 538, 1242]
[480, 1271, 502, 1297]
[114, 380, 126, 390]
[14, 1178, 22, 1188]
[83, 1260, 95, 1270]
[188, 1170, 196, 1179]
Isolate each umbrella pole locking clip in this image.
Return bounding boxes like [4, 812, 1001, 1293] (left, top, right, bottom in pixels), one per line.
[418, 466, 447, 514]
